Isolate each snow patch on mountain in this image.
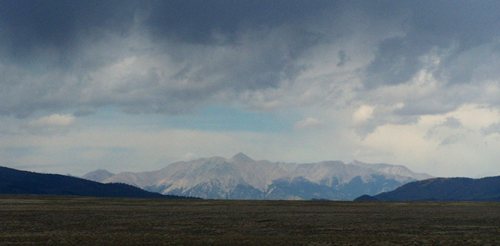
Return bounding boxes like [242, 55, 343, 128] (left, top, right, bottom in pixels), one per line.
[85, 153, 432, 200]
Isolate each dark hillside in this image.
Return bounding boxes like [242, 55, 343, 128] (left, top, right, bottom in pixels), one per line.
[355, 176, 500, 202]
[0, 166, 186, 199]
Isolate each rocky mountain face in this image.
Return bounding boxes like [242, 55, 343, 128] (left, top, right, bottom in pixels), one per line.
[356, 176, 500, 202]
[84, 153, 431, 200]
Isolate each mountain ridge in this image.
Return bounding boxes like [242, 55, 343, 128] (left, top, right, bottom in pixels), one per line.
[84, 153, 431, 200]
[0, 166, 189, 199]
[354, 176, 500, 202]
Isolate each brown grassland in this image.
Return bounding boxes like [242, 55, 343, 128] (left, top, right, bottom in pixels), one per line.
[0, 196, 499, 245]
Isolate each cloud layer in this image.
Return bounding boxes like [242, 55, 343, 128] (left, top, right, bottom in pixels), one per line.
[0, 1, 499, 176]
[1, 1, 497, 116]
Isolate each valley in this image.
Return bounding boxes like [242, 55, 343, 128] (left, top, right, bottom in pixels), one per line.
[1, 196, 499, 245]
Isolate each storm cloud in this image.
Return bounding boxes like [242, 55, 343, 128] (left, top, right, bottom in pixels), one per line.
[1, 0, 500, 176]
[0, 0, 335, 116]
[1, 0, 499, 117]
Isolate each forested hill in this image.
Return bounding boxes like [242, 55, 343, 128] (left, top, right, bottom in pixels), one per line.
[0, 166, 188, 199]
[355, 176, 500, 202]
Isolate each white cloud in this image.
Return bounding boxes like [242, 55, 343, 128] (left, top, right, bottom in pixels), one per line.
[30, 114, 75, 128]
[1, 104, 499, 178]
[450, 104, 499, 130]
[356, 104, 500, 177]
[294, 117, 323, 130]
[352, 105, 375, 124]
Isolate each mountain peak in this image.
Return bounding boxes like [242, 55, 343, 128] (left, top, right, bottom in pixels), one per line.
[231, 152, 253, 162]
[82, 169, 114, 183]
[99, 155, 431, 200]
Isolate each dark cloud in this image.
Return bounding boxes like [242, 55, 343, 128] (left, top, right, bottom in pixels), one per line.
[0, 0, 335, 116]
[0, 0, 140, 65]
[0, 0, 334, 56]
[364, 37, 424, 87]
[145, 0, 335, 44]
[407, 0, 500, 47]
[363, 0, 500, 87]
[0, 0, 499, 117]
[439, 134, 463, 146]
[336, 50, 348, 67]
[441, 117, 462, 129]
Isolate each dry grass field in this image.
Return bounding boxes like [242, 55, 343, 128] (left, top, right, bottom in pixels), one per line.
[1, 196, 500, 245]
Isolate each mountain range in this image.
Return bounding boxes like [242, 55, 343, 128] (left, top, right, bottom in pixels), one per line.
[0, 166, 186, 199]
[83, 153, 431, 200]
[355, 176, 500, 202]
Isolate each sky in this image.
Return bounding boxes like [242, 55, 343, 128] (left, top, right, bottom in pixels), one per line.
[1, 0, 500, 177]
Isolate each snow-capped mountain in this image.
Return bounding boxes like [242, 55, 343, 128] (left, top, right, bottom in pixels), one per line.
[83, 153, 432, 200]
[82, 169, 114, 183]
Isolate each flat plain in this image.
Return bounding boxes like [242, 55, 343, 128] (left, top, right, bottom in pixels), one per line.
[1, 196, 499, 245]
